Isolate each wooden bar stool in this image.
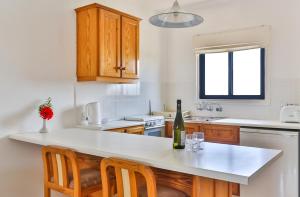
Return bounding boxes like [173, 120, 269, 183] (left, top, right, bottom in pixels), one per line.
[101, 157, 188, 197]
[41, 146, 102, 197]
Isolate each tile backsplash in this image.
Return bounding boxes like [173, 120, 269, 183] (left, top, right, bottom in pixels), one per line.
[74, 82, 155, 123]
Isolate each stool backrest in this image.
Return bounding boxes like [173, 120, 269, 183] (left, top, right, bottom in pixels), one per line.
[101, 158, 157, 197]
[41, 146, 80, 196]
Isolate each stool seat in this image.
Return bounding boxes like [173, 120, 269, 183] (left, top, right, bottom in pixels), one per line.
[69, 169, 100, 189]
[101, 158, 188, 197]
[139, 185, 188, 197]
[42, 146, 102, 197]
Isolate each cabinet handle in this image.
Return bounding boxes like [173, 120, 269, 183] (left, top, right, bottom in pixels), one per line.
[114, 66, 126, 71]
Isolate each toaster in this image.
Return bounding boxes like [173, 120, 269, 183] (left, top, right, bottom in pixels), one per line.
[280, 104, 300, 123]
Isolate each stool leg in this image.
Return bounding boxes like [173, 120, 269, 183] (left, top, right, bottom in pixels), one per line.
[44, 186, 50, 197]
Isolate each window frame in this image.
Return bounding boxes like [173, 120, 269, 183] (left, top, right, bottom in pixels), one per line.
[199, 48, 265, 100]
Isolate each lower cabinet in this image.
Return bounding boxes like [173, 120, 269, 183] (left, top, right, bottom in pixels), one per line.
[126, 126, 145, 135]
[165, 121, 174, 138]
[108, 128, 126, 133]
[108, 125, 144, 135]
[165, 121, 240, 144]
[166, 122, 202, 137]
[202, 124, 240, 145]
[165, 121, 240, 196]
[185, 123, 202, 134]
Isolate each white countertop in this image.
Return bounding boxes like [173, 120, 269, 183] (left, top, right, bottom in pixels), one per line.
[77, 120, 145, 130]
[9, 129, 281, 185]
[212, 118, 300, 130]
[166, 118, 300, 130]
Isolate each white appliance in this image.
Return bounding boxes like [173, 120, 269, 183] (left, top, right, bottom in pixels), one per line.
[280, 104, 300, 123]
[125, 115, 165, 137]
[240, 128, 299, 197]
[86, 102, 102, 125]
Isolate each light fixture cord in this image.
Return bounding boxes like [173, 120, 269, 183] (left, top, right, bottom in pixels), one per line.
[172, 0, 181, 12]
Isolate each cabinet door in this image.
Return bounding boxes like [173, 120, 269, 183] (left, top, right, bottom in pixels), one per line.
[108, 128, 126, 133]
[76, 8, 98, 80]
[165, 122, 203, 137]
[203, 124, 240, 145]
[165, 121, 173, 138]
[121, 17, 139, 79]
[185, 123, 202, 134]
[99, 9, 121, 78]
[126, 126, 144, 135]
[203, 124, 240, 196]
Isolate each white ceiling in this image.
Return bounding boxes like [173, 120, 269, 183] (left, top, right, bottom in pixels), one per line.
[144, 0, 209, 11]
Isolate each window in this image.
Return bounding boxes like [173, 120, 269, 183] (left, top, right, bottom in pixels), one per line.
[199, 48, 265, 99]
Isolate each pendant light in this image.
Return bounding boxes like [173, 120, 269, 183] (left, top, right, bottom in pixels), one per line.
[149, 0, 204, 28]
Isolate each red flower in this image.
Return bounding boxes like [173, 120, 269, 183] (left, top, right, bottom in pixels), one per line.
[40, 106, 54, 120]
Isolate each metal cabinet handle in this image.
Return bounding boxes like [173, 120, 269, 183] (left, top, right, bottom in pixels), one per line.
[114, 66, 126, 71]
[114, 66, 121, 70]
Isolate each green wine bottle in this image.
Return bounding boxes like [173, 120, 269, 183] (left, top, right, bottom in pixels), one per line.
[173, 99, 185, 149]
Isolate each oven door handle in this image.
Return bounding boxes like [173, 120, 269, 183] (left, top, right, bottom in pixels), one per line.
[145, 125, 165, 130]
[144, 126, 165, 137]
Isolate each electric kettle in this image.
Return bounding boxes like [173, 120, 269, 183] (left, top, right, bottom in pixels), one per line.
[86, 102, 102, 125]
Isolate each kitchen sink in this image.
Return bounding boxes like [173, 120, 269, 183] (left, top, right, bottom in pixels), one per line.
[184, 116, 226, 122]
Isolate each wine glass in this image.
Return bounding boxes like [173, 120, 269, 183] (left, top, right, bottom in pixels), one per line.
[192, 132, 204, 151]
[185, 134, 193, 151]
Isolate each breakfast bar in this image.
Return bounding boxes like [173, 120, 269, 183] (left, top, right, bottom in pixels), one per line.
[9, 129, 282, 197]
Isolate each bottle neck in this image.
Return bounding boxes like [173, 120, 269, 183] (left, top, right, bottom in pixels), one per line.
[177, 103, 182, 113]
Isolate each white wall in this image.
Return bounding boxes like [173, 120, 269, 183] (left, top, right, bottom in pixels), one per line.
[162, 0, 300, 120]
[0, 0, 163, 196]
[0, 0, 163, 134]
[73, 0, 165, 121]
[1, 0, 300, 195]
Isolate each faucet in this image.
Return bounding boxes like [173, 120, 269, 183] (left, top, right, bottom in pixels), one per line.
[196, 102, 223, 112]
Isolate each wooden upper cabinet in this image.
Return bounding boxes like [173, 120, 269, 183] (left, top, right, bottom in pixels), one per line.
[75, 4, 141, 83]
[99, 9, 121, 78]
[76, 7, 98, 80]
[121, 17, 139, 79]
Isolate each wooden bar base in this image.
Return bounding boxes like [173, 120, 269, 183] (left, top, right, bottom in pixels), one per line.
[77, 154, 235, 197]
[152, 168, 234, 197]
[193, 176, 232, 197]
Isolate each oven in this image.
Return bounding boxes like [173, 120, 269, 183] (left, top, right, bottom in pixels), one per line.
[125, 115, 165, 137]
[144, 125, 165, 137]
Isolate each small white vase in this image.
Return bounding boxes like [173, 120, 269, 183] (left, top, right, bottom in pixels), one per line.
[39, 119, 49, 133]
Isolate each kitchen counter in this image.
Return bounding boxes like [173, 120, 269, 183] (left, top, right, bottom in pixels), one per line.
[166, 117, 300, 130]
[77, 120, 144, 130]
[9, 128, 281, 185]
[213, 118, 300, 130]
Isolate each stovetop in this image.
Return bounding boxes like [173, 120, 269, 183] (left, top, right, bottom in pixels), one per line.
[125, 115, 164, 122]
[125, 115, 165, 129]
